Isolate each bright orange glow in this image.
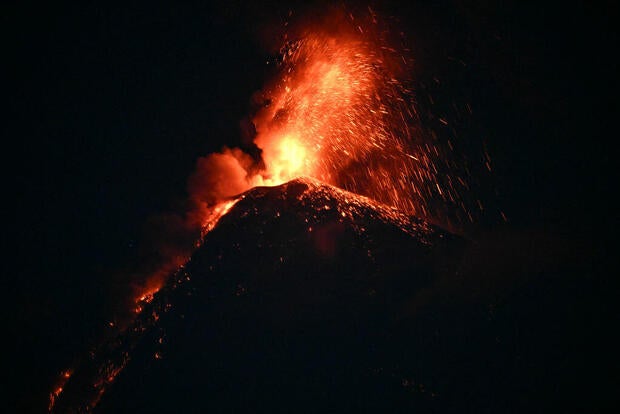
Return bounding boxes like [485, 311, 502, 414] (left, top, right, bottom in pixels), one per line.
[262, 134, 308, 184]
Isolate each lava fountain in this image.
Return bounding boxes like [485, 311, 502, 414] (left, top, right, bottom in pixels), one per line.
[188, 8, 473, 224]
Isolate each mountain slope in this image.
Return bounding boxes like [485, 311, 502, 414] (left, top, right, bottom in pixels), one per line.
[52, 178, 609, 413]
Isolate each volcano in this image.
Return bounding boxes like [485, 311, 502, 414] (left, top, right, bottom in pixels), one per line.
[50, 178, 607, 413]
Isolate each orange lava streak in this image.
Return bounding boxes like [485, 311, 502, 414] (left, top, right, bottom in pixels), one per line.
[48, 370, 72, 412]
[131, 197, 241, 306]
[200, 198, 241, 236]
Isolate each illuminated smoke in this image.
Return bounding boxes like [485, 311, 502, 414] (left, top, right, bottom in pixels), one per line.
[188, 148, 258, 208]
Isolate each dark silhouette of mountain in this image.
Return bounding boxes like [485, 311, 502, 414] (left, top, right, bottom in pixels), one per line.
[51, 178, 612, 413]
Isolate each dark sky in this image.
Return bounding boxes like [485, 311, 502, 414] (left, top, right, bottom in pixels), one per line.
[4, 1, 615, 411]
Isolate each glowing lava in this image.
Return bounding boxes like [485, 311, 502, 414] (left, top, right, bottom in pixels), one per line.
[265, 134, 309, 183]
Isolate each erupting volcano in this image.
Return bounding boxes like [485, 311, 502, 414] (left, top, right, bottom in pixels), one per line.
[3, 0, 603, 412]
[50, 7, 484, 413]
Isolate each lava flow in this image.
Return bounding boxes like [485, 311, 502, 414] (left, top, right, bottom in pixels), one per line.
[49, 7, 476, 412]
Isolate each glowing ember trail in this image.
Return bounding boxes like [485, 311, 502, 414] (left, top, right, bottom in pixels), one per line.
[50, 8, 478, 412]
[48, 370, 72, 412]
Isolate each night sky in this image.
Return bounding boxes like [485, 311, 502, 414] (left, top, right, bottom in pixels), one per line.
[4, 1, 615, 411]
